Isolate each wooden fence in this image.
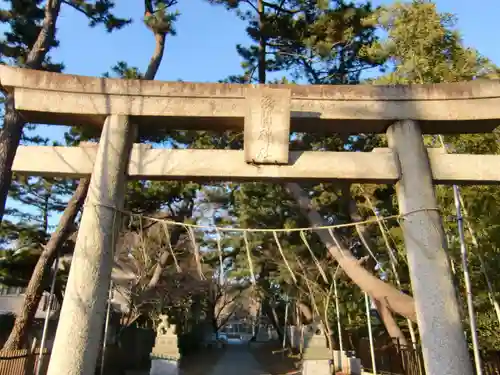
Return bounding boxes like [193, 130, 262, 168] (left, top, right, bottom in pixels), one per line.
[0, 349, 49, 375]
[482, 351, 500, 375]
[356, 339, 500, 375]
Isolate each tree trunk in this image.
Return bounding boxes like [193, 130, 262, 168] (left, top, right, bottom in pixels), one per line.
[146, 227, 183, 289]
[297, 301, 313, 324]
[144, 32, 166, 80]
[2, 178, 89, 350]
[211, 315, 219, 334]
[117, 15, 170, 301]
[373, 299, 408, 346]
[257, 0, 266, 84]
[258, 268, 285, 342]
[0, 94, 24, 223]
[25, 0, 62, 70]
[341, 185, 408, 345]
[262, 299, 284, 342]
[0, 0, 62, 224]
[285, 183, 417, 322]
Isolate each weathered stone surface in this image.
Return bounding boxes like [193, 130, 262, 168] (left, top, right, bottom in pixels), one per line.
[388, 120, 473, 375]
[3, 64, 500, 101]
[14, 144, 500, 185]
[151, 336, 180, 360]
[150, 359, 178, 375]
[244, 87, 291, 164]
[347, 357, 362, 375]
[2, 65, 500, 134]
[303, 323, 330, 361]
[11, 146, 398, 183]
[150, 319, 180, 361]
[46, 115, 135, 375]
[302, 359, 331, 375]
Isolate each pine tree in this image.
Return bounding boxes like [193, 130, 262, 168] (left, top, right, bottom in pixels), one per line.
[0, 0, 131, 226]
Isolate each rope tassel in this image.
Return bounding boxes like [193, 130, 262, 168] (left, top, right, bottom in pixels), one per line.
[186, 226, 206, 280]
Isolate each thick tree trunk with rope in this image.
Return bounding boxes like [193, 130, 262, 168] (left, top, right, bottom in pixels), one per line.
[2, 179, 89, 350]
[341, 184, 408, 346]
[146, 226, 184, 290]
[248, 0, 415, 331]
[286, 183, 417, 323]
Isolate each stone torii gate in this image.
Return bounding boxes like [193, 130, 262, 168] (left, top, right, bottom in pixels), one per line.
[2, 65, 500, 375]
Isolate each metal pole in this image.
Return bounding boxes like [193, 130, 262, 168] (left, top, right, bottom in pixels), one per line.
[439, 134, 500, 329]
[445, 136, 500, 334]
[333, 278, 343, 353]
[365, 292, 377, 375]
[100, 282, 113, 375]
[459, 196, 500, 329]
[454, 185, 483, 375]
[35, 254, 59, 375]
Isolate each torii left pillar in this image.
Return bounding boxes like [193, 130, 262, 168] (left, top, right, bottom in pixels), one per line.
[47, 115, 135, 375]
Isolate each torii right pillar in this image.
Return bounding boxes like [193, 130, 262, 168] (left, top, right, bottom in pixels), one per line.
[387, 120, 473, 375]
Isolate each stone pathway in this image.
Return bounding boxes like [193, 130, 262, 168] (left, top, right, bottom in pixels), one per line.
[208, 342, 269, 375]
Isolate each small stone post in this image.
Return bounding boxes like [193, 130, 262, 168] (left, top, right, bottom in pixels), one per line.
[387, 120, 473, 375]
[302, 324, 331, 375]
[47, 115, 135, 375]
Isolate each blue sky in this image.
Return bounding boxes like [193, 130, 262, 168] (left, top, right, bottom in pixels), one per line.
[52, 0, 499, 80]
[32, 0, 500, 143]
[7, 0, 500, 227]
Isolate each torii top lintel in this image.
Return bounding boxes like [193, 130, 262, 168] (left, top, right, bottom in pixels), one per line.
[1, 65, 499, 134]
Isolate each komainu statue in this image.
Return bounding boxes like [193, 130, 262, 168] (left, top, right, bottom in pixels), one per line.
[156, 314, 175, 336]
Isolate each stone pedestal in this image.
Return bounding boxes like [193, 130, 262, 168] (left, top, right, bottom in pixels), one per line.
[302, 324, 331, 375]
[150, 321, 180, 375]
[347, 357, 362, 375]
[303, 360, 331, 375]
[332, 350, 362, 375]
[150, 359, 178, 375]
[301, 323, 362, 375]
